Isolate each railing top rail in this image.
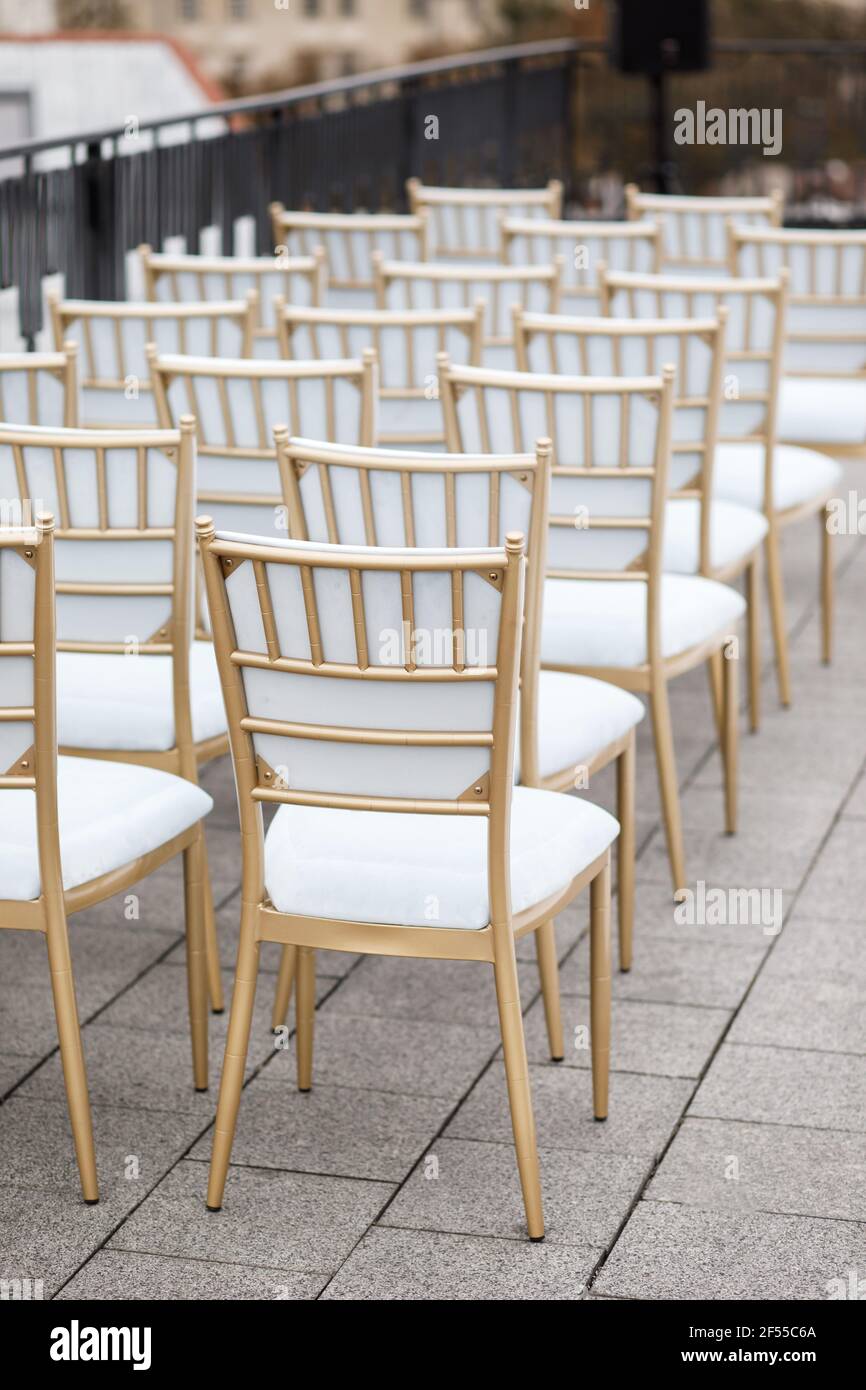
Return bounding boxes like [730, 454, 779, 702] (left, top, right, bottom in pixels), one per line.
[0, 36, 595, 160]
[4, 34, 865, 161]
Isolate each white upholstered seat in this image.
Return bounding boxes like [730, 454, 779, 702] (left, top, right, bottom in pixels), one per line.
[0, 756, 213, 902]
[57, 641, 226, 752]
[778, 376, 866, 446]
[541, 574, 746, 671]
[264, 784, 618, 930]
[663, 497, 769, 574]
[713, 442, 843, 513]
[527, 672, 645, 781]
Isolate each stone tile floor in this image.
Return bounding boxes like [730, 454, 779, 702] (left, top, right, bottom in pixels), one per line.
[2, 459, 865, 1301]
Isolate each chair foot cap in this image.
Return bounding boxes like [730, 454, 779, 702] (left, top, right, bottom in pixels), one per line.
[619, 965, 631, 974]
[205, 1204, 221, 1213]
[84, 1197, 99, 1205]
[298, 1086, 312, 1093]
[594, 1114, 608, 1123]
[195, 1086, 209, 1093]
[529, 1234, 545, 1243]
[550, 1055, 564, 1063]
[211, 1008, 225, 1016]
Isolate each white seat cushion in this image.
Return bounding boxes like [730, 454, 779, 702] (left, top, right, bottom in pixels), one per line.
[0, 756, 212, 902]
[714, 442, 843, 513]
[542, 574, 745, 670]
[663, 497, 768, 574]
[57, 641, 226, 753]
[264, 784, 618, 930]
[778, 376, 866, 446]
[520, 672, 644, 782]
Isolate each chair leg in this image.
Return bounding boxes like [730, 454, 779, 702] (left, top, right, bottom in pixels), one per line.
[589, 853, 612, 1122]
[616, 732, 635, 972]
[271, 944, 297, 1032]
[206, 903, 260, 1211]
[821, 504, 833, 664]
[534, 920, 563, 1061]
[722, 641, 739, 834]
[182, 827, 209, 1092]
[44, 908, 99, 1203]
[198, 830, 224, 1014]
[296, 945, 316, 1092]
[493, 945, 544, 1240]
[707, 650, 724, 740]
[765, 521, 791, 707]
[649, 672, 687, 895]
[747, 554, 761, 733]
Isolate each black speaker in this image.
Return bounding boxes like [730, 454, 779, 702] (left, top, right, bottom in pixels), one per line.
[611, 0, 711, 75]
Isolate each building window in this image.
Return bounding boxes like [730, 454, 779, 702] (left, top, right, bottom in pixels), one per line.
[303, 0, 321, 15]
[408, 0, 429, 16]
[228, 0, 247, 17]
[340, 0, 356, 14]
[178, 0, 198, 19]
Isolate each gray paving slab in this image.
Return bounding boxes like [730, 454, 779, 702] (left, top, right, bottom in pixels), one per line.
[380, 1136, 647, 1247]
[728, 913, 866, 1055]
[320, 953, 536, 1028]
[56, 1250, 325, 1301]
[690, 1042, 866, 1134]
[321, 1226, 597, 1300]
[567, 934, 767, 1010]
[647, 1116, 866, 1223]
[446, 1060, 693, 1159]
[797, 817, 866, 921]
[593, 1200, 866, 1301]
[270, 1007, 502, 1100]
[107, 1160, 390, 1275]
[524, 992, 731, 1080]
[189, 1076, 454, 1182]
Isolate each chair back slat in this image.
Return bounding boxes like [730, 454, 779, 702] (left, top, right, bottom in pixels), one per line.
[730, 225, 866, 378]
[602, 269, 787, 451]
[277, 303, 483, 447]
[0, 422, 194, 662]
[269, 206, 428, 296]
[407, 179, 562, 260]
[501, 216, 660, 311]
[0, 348, 78, 428]
[514, 309, 726, 499]
[438, 357, 675, 587]
[375, 257, 562, 350]
[150, 351, 377, 538]
[49, 296, 255, 426]
[139, 245, 325, 353]
[198, 522, 525, 823]
[626, 187, 782, 272]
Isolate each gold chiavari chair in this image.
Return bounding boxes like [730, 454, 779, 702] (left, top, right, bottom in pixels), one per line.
[512, 306, 766, 732]
[603, 267, 837, 679]
[267, 435, 642, 1018]
[500, 215, 661, 312]
[729, 223, 866, 463]
[438, 357, 745, 895]
[373, 255, 563, 367]
[274, 300, 483, 448]
[197, 518, 618, 1241]
[625, 186, 783, 274]
[0, 345, 79, 427]
[0, 418, 226, 1015]
[407, 178, 563, 260]
[0, 478, 214, 1207]
[48, 294, 256, 426]
[268, 206, 429, 306]
[148, 348, 378, 538]
[139, 244, 326, 356]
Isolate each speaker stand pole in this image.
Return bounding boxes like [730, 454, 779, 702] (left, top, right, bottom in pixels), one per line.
[650, 68, 674, 193]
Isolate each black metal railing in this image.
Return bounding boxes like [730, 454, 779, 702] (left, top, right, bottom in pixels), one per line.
[2, 36, 865, 346]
